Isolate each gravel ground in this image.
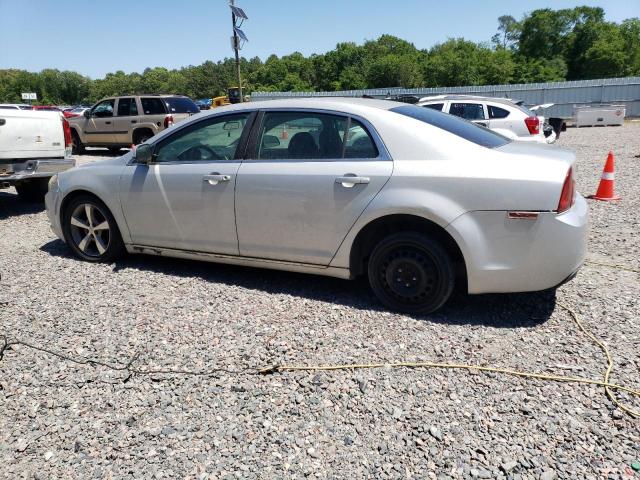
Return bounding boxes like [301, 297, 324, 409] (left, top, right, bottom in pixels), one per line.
[1, 127, 639, 480]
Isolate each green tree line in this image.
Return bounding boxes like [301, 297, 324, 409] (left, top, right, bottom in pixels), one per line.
[1, 6, 639, 105]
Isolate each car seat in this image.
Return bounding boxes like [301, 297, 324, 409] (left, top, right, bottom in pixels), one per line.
[287, 132, 318, 159]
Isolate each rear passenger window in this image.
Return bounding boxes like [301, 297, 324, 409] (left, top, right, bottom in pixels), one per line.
[449, 103, 486, 120]
[117, 98, 138, 116]
[345, 119, 378, 158]
[423, 103, 444, 111]
[488, 105, 510, 119]
[141, 98, 166, 115]
[257, 112, 347, 160]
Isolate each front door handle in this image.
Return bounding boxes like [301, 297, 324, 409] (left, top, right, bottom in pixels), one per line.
[335, 175, 370, 188]
[203, 174, 231, 185]
[105, 121, 112, 125]
[131, 120, 137, 124]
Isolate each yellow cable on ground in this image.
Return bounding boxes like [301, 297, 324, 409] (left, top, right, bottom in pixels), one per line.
[585, 260, 640, 274]
[260, 303, 640, 418]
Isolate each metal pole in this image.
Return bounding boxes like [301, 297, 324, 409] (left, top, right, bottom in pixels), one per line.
[230, 0, 243, 102]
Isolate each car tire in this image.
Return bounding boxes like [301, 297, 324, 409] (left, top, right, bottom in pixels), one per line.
[62, 195, 125, 263]
[133, 131, 152, 145]
[368, 232, 455, 314]
[15, 178, 49, 203]
[71, 130, 85, 155]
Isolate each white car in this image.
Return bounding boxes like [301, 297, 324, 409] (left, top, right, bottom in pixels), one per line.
[0, 104, 34, 110]
[418, 95, 556, 144]
[45, 98, 586, 314]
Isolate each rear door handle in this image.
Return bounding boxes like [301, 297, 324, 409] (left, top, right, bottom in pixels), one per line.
[0, 119, 5, 126]
[203, 174, 231, 185]
[105, 121, 112, 125]
[131, 120, 137, 124]
[336, 175, 370, 188]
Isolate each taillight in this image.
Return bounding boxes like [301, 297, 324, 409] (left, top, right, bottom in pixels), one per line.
[557, 167, 575, 213]
[164, 115, 174, 128]
[62, 117, 72, 148]
[524, 116, 540, 135]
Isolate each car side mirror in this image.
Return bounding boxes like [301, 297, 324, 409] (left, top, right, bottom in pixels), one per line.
[135, 144, 154, 164]
[223, 121, 240, 131]
[83, 109, 91, 118]
[262, 134, 280, 148]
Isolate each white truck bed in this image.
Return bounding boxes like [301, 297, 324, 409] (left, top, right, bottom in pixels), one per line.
[0, 109, 75, 195]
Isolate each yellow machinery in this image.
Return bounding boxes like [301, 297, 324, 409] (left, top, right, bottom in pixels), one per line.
[211, 87, 243, 108]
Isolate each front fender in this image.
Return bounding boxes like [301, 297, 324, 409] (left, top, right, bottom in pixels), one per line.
[57, 163, 131, 243]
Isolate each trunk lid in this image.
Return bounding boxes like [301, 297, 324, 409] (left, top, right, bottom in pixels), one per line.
[0, 109, 65, 160]
[497, 141, 575, 168]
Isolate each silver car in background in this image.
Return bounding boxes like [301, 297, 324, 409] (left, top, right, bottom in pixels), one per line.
[45, 98, 587, 314]
[418, 95, 556, 144]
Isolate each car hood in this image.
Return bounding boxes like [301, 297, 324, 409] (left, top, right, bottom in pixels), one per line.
[72, 151, 132, 170]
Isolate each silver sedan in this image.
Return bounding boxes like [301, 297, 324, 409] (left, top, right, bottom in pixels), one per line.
[45, 98, 587, 314]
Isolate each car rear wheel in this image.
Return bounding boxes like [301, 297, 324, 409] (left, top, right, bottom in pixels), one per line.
[62, 195, 125, 263]
[15, 178, 49, 202]
[133, 130, 152, 145]
[71, 130, 85, 154]
[368, 233, 455, 314]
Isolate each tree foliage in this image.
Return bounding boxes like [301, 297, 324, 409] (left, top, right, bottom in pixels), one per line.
[1, 6, 638, 105]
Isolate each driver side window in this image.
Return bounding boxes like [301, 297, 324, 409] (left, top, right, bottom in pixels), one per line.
[155, 113, 251, 162]
[92, 99, 114, 118]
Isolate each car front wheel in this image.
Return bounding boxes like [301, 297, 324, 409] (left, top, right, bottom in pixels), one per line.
[368, 232, 455, 314]
[62, 195, 125, 262]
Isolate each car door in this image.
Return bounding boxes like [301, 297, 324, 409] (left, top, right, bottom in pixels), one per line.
[235, 110, 393, 266]
[83, 99, 116, 144]
[113, 98, 139, 145]
[487, 103, 514, 133]
[448, 102, 488, 127]
[119, 111, 255, 254]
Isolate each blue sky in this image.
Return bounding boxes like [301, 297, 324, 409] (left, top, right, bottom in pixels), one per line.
[0, 0, 637, 78]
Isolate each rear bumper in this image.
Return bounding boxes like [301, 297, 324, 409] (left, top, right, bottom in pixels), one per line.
[0, 158, 75, 187]
[447, 194, 588, 294]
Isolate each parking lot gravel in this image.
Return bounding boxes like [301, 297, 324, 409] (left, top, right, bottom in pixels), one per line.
[1, 125, 639, 479]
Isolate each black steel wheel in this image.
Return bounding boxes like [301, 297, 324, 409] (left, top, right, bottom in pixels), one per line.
[368, 233, 454, 314]
[62, 195, 125, 262]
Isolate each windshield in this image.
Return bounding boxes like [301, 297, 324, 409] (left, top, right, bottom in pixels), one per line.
[390, 105, 510, 148]
[164, 97, 199, 114]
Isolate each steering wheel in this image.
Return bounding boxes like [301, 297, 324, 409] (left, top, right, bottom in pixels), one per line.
[178, 145, 221, 161]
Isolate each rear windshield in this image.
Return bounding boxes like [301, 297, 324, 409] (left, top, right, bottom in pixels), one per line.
[516, 104, 535, 117]
[164, 97, 199, 114]
[390, 105, 510, 148]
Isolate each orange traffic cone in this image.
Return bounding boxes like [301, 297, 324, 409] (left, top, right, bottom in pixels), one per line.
[281, 124, 288, 140]
[589, 152, 620, 201]
[131, 143, 136, 151]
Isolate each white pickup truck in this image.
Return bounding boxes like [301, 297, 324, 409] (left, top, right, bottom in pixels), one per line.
[0, 109, 75, 201]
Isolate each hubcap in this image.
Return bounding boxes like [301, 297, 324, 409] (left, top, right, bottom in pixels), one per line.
[69, 203, 110, 257]
[380, 247, 438, 305]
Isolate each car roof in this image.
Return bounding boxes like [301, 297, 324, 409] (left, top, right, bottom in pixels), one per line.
[199, 97, 405, 116]
[419, 95, 517, 107]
